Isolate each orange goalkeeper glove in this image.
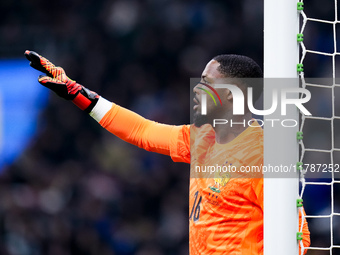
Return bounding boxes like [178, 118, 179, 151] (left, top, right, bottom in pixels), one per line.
[24, 50, 99, 113]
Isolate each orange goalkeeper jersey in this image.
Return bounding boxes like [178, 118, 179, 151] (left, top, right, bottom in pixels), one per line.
[188, 123, 264, 255]
[99, 103, 310, 255]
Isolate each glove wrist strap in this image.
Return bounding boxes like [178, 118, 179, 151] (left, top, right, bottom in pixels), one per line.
[72, 87, 99, 113]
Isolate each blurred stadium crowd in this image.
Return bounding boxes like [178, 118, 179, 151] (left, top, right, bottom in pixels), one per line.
[0, 0, 263, 254]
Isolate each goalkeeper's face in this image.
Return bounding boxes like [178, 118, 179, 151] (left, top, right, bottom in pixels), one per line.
[193, 60, 238, 127]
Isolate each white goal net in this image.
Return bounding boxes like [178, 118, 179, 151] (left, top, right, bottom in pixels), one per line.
[299, 0, 340, 254]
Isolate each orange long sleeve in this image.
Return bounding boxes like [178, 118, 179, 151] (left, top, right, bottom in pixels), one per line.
[99, 103, 190, 162]
[300, 208, 311, 255]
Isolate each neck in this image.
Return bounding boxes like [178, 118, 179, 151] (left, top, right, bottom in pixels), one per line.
[213, 112, 252, 144]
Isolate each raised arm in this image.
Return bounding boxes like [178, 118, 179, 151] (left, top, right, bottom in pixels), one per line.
[25, 50, 190, 163]
[91, 98, 190, 162]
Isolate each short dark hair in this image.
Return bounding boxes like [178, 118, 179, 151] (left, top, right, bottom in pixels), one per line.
[213, 54, 263, 101]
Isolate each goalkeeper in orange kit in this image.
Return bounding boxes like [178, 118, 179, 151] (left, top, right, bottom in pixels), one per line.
[25, 50, 310, 255]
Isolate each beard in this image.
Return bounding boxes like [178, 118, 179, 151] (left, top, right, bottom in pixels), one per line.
[193, 111, 210, 127]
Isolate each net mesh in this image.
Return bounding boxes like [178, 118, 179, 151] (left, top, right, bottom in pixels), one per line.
[299, 0, 340, 254]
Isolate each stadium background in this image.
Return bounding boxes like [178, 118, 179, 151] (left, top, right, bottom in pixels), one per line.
[0, 0, 336, 254]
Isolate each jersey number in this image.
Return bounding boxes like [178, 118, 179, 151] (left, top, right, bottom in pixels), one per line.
[189, 191, 202, 222]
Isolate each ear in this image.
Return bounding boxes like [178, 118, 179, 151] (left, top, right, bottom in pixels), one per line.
[226, 89, 233, 100]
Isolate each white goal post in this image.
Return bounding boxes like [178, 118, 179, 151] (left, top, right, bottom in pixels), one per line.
[264, 0, 300, 254]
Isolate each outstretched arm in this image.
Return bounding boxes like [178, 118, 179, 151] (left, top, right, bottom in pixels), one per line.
[25, 50, 190, 163]
[91, 97, 190, 161]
